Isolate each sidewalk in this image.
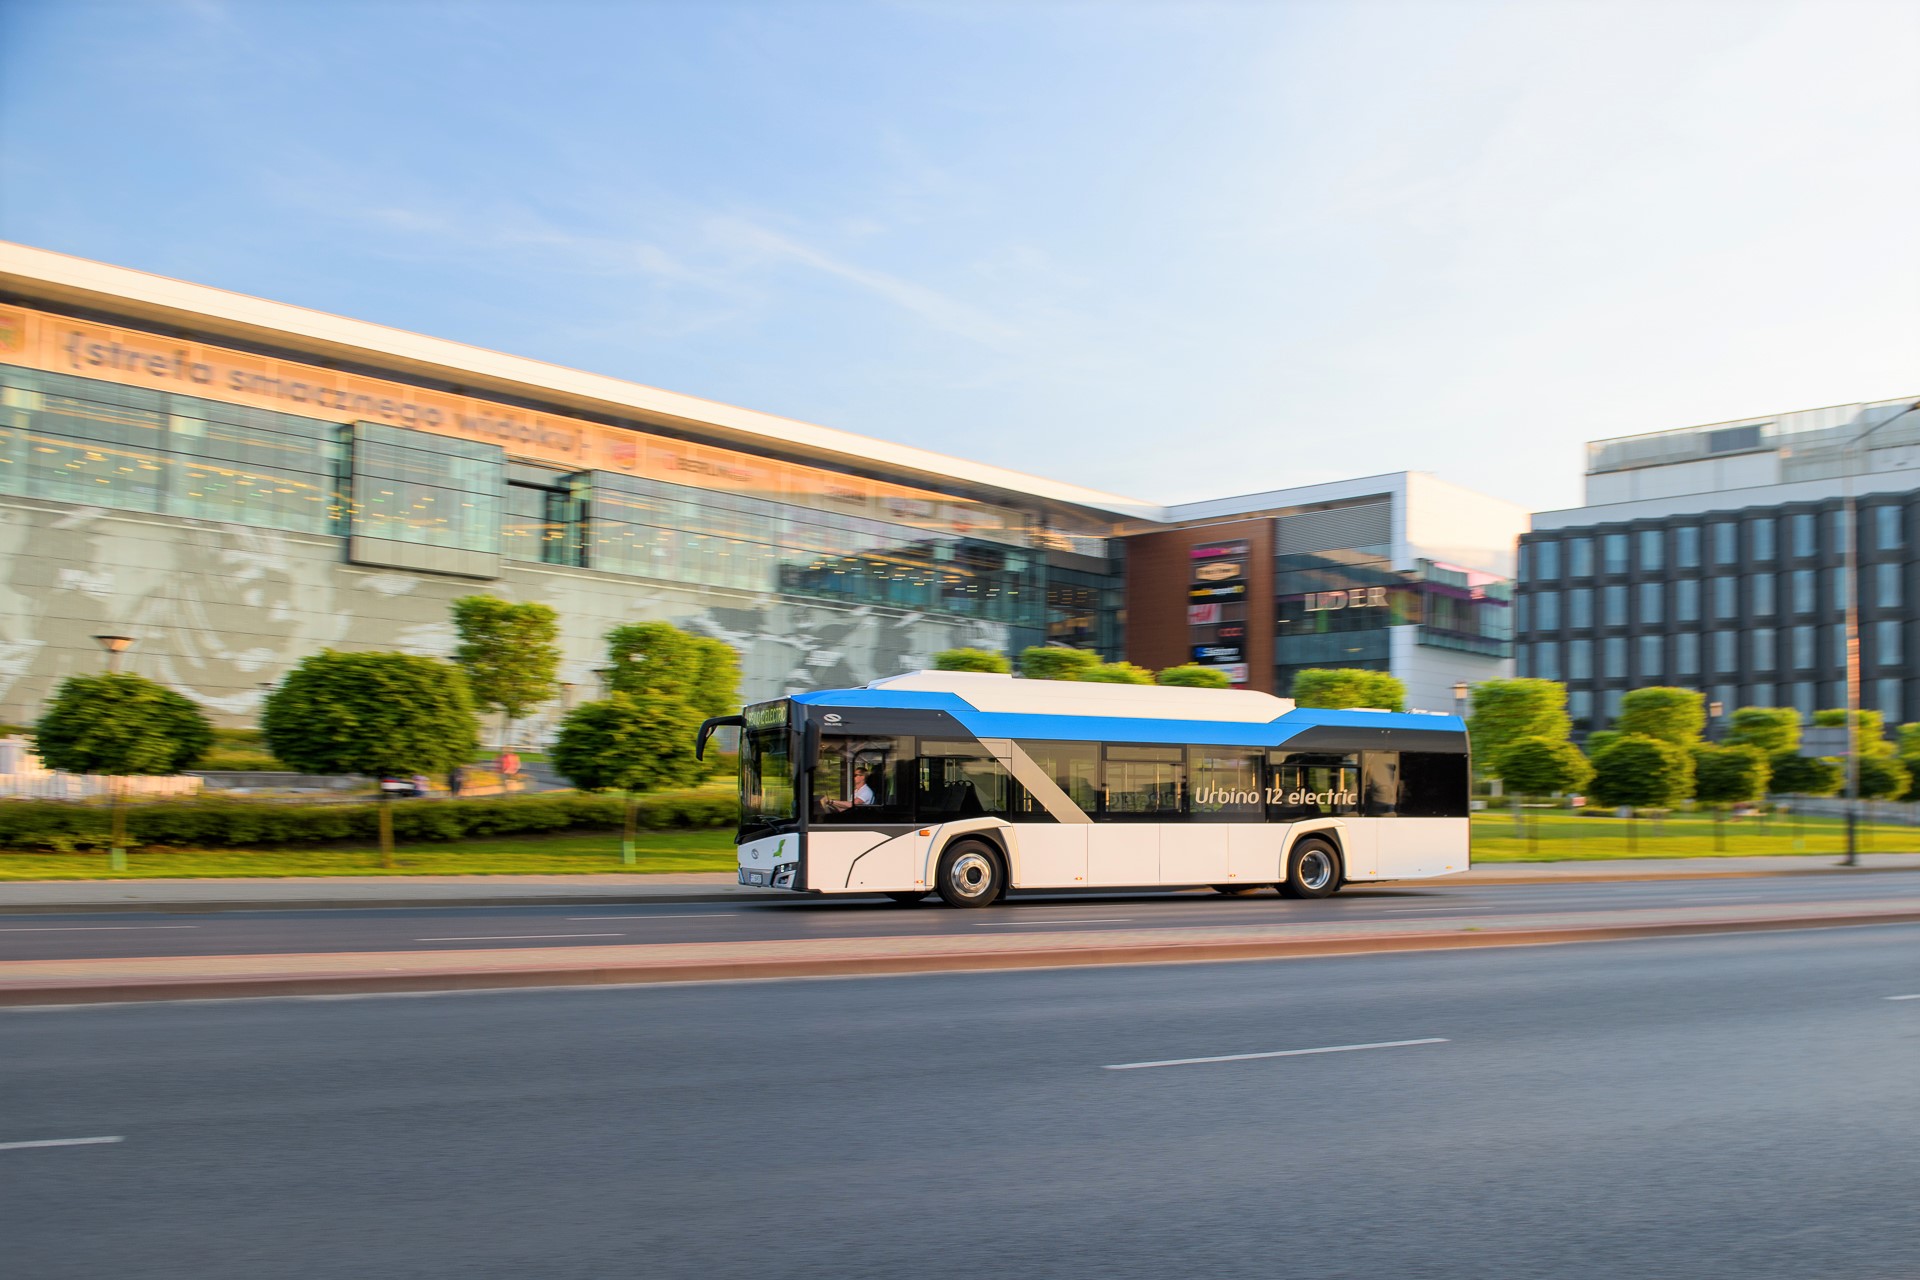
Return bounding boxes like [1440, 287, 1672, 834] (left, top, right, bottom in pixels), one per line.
[6, 894, 1920, 1006]
[3, 854, 1919, 913]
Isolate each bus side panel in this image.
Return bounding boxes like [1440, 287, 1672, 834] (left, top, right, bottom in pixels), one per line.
[1331, 819, 1379, 880]
[1159, 824, 1229, 885]
[809, 830, 894, 891]
[1227, 824, 1285, 886]
[1008, 825, 1086, 889]
[1086, 826, 1158, 886]
[1375, 817, 1470, 879]
[843, 830, 934, 891]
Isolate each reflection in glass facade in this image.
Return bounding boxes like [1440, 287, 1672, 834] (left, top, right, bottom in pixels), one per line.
[0, 366, 341, 534]
[0, 364, 1116, 655]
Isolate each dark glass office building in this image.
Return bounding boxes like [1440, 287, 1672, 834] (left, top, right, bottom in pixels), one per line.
[1515, 399, 1920, 733]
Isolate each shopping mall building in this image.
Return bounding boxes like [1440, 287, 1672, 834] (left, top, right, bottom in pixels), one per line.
[0, 242, 1522, 728]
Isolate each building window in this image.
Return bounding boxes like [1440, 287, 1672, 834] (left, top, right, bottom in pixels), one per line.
[1750, 573, 1776, 616]
[1792, 626, 1815, 670]
[1602, 533, 1628, 575]
[1712, 684, 1738, 718]
[1568, 588, 1593, 629]
[1674, 526, 1700, 569]
[1601, 688, 1625, 724]
[1876, 679, 1904, 723]
[1676, 579, 1700, 623]
[1676, 632, 1700, 676]
[1877, 620, 1902, 667]
[1536, 641, 1561, 681]
[1876, 562, 1902, 609]
[1569, 537, 1594, 578]
[1535, 590, 1560, 631]
[1749, 682, 1774, 708]
[1790, 682, 1815, 719]
[1713, 576, 1738, 620]
[1568, 638, 1593, 680]
[1792, 570, 1816, 615]
[1835, 572, 1851, 614]
[1638, 635, 1664, 681]
[1603, 636, 1627, 678]
[1751, 628, 1776, 672]
[1834, 624, 1848, 667]
[1751, 517, 1776, 562]
[1515, 595, 1529, 634]
[1714, 631, 1737, 674]
[1876, 506, 1903, 551]
[1638, 581, 1663, 625]
[1602, 584, 1628, 627]
[348, 421, 504, 575]
[1533, 540, 1561, 581]
[1792, 513, 1817, 558]
[1639, 529, 1664, 572]
[1834, 508, 1851, 551]
[1569, 689, 1593, 728]
[1712, 522, 1738, 565]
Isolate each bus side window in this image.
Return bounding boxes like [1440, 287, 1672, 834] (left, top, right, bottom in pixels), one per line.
[1266, 752, 1358, 820]
[1398, 752, 1470, 817]
[1362, 753, 1399, 817]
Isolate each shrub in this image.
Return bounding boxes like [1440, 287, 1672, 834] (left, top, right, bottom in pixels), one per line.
[933, 648, 1011, 673]
[1155, 665, 1232, 689]
[1081, 661, 1155, 685]
[1290, 668, 1406, 712]
[1616, 687, 1705, 746]
[35, 673, 214, 776]
[1018, 647, 1103, 681]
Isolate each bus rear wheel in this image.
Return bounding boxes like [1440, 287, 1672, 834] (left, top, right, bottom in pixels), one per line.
[935, 841, 1004, 908]
[1280, 839, 1341, 899]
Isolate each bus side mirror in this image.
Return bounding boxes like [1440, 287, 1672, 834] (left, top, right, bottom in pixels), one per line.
[695, 715, 744, 761]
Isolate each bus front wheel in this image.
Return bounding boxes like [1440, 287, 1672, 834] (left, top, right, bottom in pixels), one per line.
[1281, 839, 1341, 899]
[935, 841, 1004, 908]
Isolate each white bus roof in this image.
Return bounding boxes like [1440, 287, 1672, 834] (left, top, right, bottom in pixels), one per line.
[865, 671, 1297, 723]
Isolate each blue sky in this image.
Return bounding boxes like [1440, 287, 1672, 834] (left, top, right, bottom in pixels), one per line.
[2, 0, 1915, 513]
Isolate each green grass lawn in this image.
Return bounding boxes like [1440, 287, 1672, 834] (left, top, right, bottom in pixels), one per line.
[0, 828, 740, 880]
[3, 810, 1915, 880]
[1470, 808, 1920, 860]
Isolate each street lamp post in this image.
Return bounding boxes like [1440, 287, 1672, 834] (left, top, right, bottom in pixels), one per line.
[91, 635, 134, 674]
[89, 635, 135, 871]
[1708, 700, 1724, 743]
[1839, 399, 1920, 868]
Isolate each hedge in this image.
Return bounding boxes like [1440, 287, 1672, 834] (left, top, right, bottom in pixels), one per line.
[0, 788, 738, 852]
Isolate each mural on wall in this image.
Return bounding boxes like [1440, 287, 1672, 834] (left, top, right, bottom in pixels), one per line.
[0, 498, 1012, 730]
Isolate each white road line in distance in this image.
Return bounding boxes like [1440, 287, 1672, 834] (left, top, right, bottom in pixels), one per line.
[1106, 1037, 1448, 1071]
[1886, 994, 1920, 1001]
[414, 933, 626, 942]
[976, 917, 1136, 927]
[0, 1136, 125, 1151]
[0, 926, 199, 932]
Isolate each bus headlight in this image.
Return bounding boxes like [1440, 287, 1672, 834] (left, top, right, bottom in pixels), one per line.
[772, 864, 797, 889]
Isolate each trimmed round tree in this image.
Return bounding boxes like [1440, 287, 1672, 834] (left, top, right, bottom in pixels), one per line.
[451, 595, 561, 752]
[1616, 687, 1706, 747]
[262, 650, 479, 866]
[1767, 752, 1843, 798]
[1290, 668, 1407, 712]
[1691, 744, 1769, 850]
[1492, 735, 1593, 855]
[1018, 647, 1102, 681]
[1081, 661, 1156, 685]
[934, 648, 1011, 674]
[551, 691, 707, 865]
[1589, 734, 1695, 852]
[34, 673, 214, 870]
[1467, 679, 1573, 777]
[1725, 706, 1800, 756]
[1155, 665, 1232, 689]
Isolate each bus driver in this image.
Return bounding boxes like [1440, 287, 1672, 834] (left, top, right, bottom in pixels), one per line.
[821, 764, 875, 813]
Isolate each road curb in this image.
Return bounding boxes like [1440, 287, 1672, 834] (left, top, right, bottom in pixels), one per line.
[1, 861, 1914, 913]
[6, 909, 1918, 1006]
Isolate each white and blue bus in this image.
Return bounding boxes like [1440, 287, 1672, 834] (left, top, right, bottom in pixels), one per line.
[696, 671, 1471, 908]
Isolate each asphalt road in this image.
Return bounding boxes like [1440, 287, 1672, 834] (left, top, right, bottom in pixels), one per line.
[7, 927, 1920, 1279]
[3, 870, 1920, 961]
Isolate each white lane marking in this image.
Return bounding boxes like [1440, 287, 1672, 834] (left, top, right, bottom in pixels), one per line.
[0, 926, 199, 932]
[976, 917, 1136, 927]
[0, 1136, 125, 1151]
[1370, 907, 1481, 915]
[1105, 1037, 1448, 1071]
[414, 933, 625, 942]
[564, 914, 736, 921]
[1886, 994, 1920, 1001]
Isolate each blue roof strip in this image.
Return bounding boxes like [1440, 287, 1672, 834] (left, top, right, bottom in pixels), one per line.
[789, 689, 1464, 749]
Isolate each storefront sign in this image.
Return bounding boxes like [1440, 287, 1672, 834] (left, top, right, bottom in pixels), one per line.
[1217, 623, 1246, 643]
[1193, 561, 1243, 583]
[1190, 540, 1250, 561]
[1218, 663, 1250, 685]
[1304, 586, 1391, 612]
[1187, 603, 1221, 626]
[1192, 644, 1244, 665]
[1190, 582, 1248, 602]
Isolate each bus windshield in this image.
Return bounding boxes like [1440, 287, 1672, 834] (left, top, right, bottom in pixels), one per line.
[740, 703, 795, 832]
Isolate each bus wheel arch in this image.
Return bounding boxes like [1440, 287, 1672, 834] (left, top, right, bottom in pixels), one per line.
[934, 837, 1007, 908]
[1281, 835, 1342, 899]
